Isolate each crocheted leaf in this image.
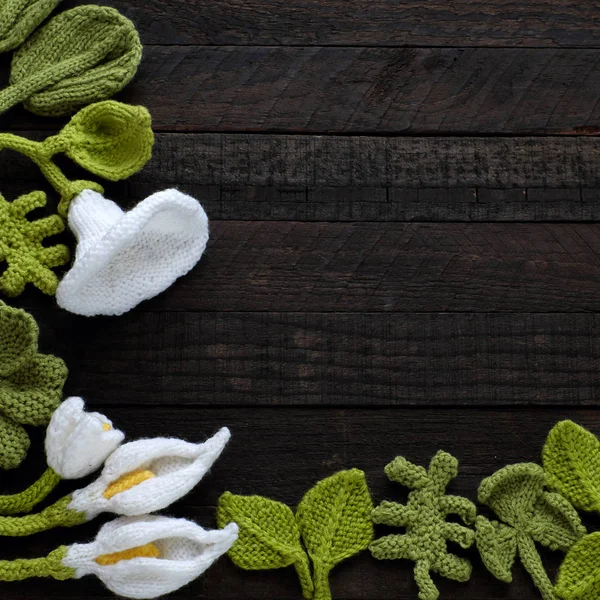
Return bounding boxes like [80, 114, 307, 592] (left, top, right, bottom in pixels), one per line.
[475, 516, 518, 583]
[217, 492, 309, 571]
[555, 532, 600, 600]
[297, 469, 374, 571]
[543, 420, 600, 513]
[385, 456, 430, 489]
[9, 6, 142, 117]
[0, 303, 38, 377]
[0, 413, 29, 470]
[478, 463, 546, 528]
[0, 192, 69, 297]
[0, 0, 60, 53]
[57, 101, 154, 182]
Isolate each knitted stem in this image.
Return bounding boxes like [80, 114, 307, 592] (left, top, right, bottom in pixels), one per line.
[0, 495, 86, 536]
[0, 546, 75, 581]
[294, 554, 314, 600]
[517, 534, 557, 600]
[312, 561, 332, 600]
[0, 468, 61, 515]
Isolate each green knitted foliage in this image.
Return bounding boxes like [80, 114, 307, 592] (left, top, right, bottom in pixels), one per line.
[0, 0, 60, 53]
[555, 532, 600, 600]
[543, 420, 600, 513]
[476, 463, 585, 600]
[0, 5, 141, 117]
[0, 303, 67, 470]
[0, 191, 69, 296]
[218, 470, 373, 600]
[0, 546, 74, 581]
[370, 451, 476, 600]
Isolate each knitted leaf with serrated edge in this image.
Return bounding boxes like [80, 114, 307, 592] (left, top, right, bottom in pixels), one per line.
[543, 420, 600, 513]
[0, 191, 68, 297]
[555, 532, 600, 600]
[217, 469, 373, 600]
[370, 451, 476, 600]
[476, 463, 585, 600]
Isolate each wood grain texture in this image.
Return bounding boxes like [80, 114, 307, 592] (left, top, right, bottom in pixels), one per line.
[4, 406, 600, 600]
[114, 46, 600, 134]
[19, 311, 600, 406]
[60, 0, 600, 47]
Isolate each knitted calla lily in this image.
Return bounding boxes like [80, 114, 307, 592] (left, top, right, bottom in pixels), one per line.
[69, 428, 231, 519]
[0, 516, 238, 599]
[0, 5, 142, 117]
[46, 396, 124, 480]
[0, 0, 61, 53]
[0, 303, 67, 470]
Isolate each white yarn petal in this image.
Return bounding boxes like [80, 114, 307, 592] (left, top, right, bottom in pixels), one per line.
[46, 397, 124, 479]
[69, 427, 230, 519]
[63, 515, 238, 599]
[56, 188, 210, 316]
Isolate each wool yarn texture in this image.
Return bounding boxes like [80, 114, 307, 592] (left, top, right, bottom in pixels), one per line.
[0, 0, 61, 53]
[0, 302, 67, 470]
[370, 451, 476, 600]
[475, 463, 585, 600]
[56, 188, 210, 316]
[218, 469, 373, 600]
[0, 5, 142, 116]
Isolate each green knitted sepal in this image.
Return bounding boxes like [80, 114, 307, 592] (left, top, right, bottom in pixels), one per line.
[0, 545, 75, 581]
[0, 0, 61, 53]
[476, 463, 585, 600]
[370, 451, 476, 600]
[218, 469, 373, 600]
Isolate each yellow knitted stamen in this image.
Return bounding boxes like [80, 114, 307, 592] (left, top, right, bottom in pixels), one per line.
[102, 423, 111, 431]
[96, 543, 160, 566]
[103, 469, 154, 499]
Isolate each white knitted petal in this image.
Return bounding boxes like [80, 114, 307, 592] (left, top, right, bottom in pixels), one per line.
[64, 516, 238, 599]
[69, 428, 230, 519]
[57, 189, 210, 317]
[46, 397, 124, 479]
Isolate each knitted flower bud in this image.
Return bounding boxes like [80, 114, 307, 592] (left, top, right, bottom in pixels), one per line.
[62, 515, 238, 599]
[68, 428, 231, 519]
[0, 0, 61, 53]
[46, 397, 124, 480]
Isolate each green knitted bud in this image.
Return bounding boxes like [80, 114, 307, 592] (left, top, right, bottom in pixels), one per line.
[0, 0, 61, 54]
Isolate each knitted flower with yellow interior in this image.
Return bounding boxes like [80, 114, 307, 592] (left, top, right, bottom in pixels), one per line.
[217, 469, 373, 600]
[0, 303, 67, 470]
[0, 0, 61, 53]
[0, 515, 238, 599]
[369, 451, 476, 600]
[0, 5, 142, 117]
[475, 463, 585, 600]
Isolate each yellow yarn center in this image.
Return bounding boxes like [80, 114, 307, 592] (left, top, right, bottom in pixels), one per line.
[103, 469, 155, 499]
[102, 423, 111, 431]
[96, 543, 160, 566]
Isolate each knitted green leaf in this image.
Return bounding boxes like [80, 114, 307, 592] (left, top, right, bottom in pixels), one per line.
[0, 303, 38, 377]
[475, 517, 517, 583]
[55, 101, 154, 182]
[543, 420, 600, 513]
[7, 5, 142, 117]
[0, 192, 69, 297]
[217, 492, 313, 598]
[555, 532, 600, 600]
[297, 469, 374, 600]
[0, 0, 60, 53]
[0, 414, 29, 470]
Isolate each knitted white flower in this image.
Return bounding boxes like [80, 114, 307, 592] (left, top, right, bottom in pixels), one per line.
[46, 397, 124, 479]
[68, 427, 230, 519]
[63, 515, 238, 599]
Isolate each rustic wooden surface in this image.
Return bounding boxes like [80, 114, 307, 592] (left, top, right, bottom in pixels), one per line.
[0, 1, 598, 599]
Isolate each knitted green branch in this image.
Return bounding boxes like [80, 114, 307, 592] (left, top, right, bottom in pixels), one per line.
[0, 467, 61, 515]
[370, 451, 476, 600]
[0, 191, 69, 296]
[0, 303, 67, 469]
[217, 469, 374, 600]
[0, 546, 73, 581]
[476, 463, 585, 600]
[0, 0, 61, 53]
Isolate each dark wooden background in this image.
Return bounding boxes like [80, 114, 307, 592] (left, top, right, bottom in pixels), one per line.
[1, 1, 599, 599]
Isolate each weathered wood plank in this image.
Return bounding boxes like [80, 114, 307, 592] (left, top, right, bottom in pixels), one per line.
[15, 311, 600, 406]
[61, 0, 600, 48]
[4, 406, 600, 599]
[114, 46, 600, 134]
